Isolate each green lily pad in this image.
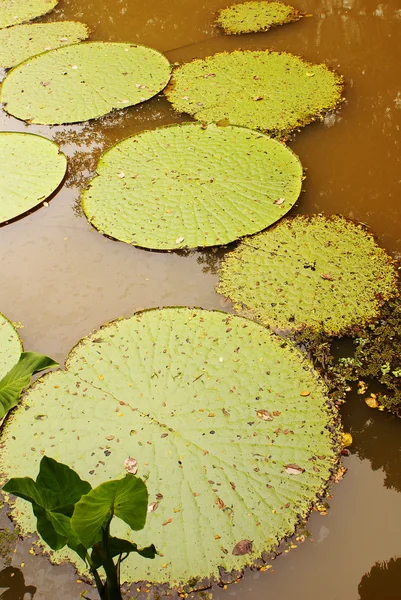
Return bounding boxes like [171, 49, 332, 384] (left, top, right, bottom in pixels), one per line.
[216, 1, 303, 35]
[0, 132, 67, 224]
[165, 50, 343, 138]
[81, 122, 303, 250]
[0, 21, 89, 69]
[0, 313, 22, 381]
[217, 215, 398, 336]
[1, 42, 171, 124]
[0, 0, 57, 29]
[0, 308, 340, 592]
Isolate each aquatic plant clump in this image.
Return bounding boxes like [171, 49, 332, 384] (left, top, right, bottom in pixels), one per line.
[0, 308, 341, 592]
[0, 42, 171, 124]
[0, 0, 57, 29]
[217, 215, 398, 336]
[0, 21, 90, 68]
[165, 50, 344, 138]
[216, 1, 303, 35]
[0, 132, 66, 223]
[82, 122, 303, 250]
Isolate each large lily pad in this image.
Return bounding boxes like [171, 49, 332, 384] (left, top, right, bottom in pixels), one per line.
[0, 42, 171, 124]
[1, 308, 340, 592]
[165, 50, 343, 138]
[0, 313, 22, 380]
[81, 122, 303, 250]
[216, 1, 303, 35]
[0, 0, 57, 29]
[0, 132, 66, 224]
[217, 215, 398, 336]
[0, 21, 89, 69]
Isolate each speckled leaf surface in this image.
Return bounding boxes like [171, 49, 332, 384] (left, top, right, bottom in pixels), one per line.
[216, 1, 303, 35]
[0, 313, 22, 380]
[0, 0, 57, 29]
[0, 132, 66, 223]
[165, 50, 343, 138]
[217, 216, 398, 336]
[82, 123, 303, 250]
[0, 308, 340, 591]
[1, 42, 171, 124]
[0, 22, 89, 68]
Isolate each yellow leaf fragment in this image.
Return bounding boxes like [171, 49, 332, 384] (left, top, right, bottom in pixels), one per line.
[342, 432, 353, 447]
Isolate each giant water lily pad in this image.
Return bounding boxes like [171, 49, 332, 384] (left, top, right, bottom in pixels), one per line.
[82, 122, 303, 250]
[165, 50, 343, 138]
[0, 0, 57, 29]
[217, 216, 398, 336]
[0, 21, 89, 68]
[0, 132, 66, 223]
[0, 313, 22, 380]
[0, 308, 340, 592]
[216, 1, 303, 35]
[1, 42, 171, 124]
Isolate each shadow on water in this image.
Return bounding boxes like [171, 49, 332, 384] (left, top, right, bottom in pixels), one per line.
[358, 557, 401, 599]
[0, 567, 36, 600]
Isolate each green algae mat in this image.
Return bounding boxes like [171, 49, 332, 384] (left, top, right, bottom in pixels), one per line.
[82, 122, 303, 250]
[0, 42, 171, 124]
[0, 132, 66, 224]
[0, 0, 57, 29]
[217, 215, 398, 336]
[0, 21, 89, 68]
[1, 308, 340, 592]
[165, 50, 343, 138]
[216, 1, 303, 35]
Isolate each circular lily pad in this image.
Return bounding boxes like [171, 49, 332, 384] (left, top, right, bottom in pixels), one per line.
[81, 122, 303, 250]
[0, 42, 171, 124]
[165, 50, 343, 138]
[0, 0, 57, 29]
[0, 132, 67, 224]
[216, 1, 303, 35]
[0, 313, 22, 380]
[0, 21, 89, 69]
[217, 215, 399, 336]
[0, 308, 340, 592]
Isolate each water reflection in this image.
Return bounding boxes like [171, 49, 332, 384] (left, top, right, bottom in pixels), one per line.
[358, 557, 401, 599]
[0, 567, 36, 600]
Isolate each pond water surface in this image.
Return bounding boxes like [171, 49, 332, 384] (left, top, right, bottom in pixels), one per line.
[0, 0, 401, 598]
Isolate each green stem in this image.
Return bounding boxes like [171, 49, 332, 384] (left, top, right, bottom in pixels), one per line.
[101, 519, 123, 600]
[86, 551, 105, 599]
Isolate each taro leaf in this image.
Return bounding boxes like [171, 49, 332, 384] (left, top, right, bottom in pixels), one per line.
[0, 21, 89, 68]
[216, 1, 303, 35]
[0, 132, 67, 224]
[0, 351, 59, 418]
[3, 456, 91, 555]
[0, 308, 340, 591]
[165, 50, 344, 138]
[0, 312, 22, 381]
[0, 42, 171, 125]
[71, 475, 149, 549]
[81, 122, 303, 249]
[0, 0, 57, 29]
[91, 538, 157, 570]
[217, 215, 399, 336]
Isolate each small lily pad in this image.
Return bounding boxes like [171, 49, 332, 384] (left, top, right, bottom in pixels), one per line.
[0, 132, 66, 224]
[0, 21, 90, 68]
[216, 1, 303, 35]
[165, 50, 343, 138]
[1, 308, 340, 592]
[0, 313, 22, 381]
[1, 42, 171, 124]
[0, 0, 57, 29]
[81, 122, 303, 250]
[217, 215, 398, 336]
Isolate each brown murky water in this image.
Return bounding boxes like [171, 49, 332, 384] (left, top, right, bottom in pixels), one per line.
[1, 0, 401, 598]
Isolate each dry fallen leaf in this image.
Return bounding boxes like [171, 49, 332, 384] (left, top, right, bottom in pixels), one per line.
[342, 432, 353, 447]
[365, 395, 379, 408]
[124, 457, 138, 474]
[320, 273, 335, 281]
[232, 539, 253, 555]
[256, 409, 273, 421]
[300, 391, 310, 397]
[273, 198, 285, 205]
[285, 464, 305, 475]
[148, 502, 158, 513]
